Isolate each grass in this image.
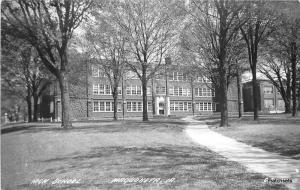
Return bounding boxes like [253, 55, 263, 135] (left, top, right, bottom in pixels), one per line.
[2, 118, 287, 189]
[208, 117, 300, 160]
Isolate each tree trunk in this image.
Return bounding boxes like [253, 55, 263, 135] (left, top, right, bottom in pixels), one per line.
[285, 98, 291, 113]
[33, 94, 38, 122]
[151, 77, 156, 115]
[142, 75, 148, 121]
[219, 10, 228, 127]
[219, 74, 228, 127]
[285, 73, 291, 113]
[191, 79, 195, 116]
[26, 91, 32, 122]
[112, 87, 118, 121]
[237, 68, 242, 118]
[252, 68, 259, 120]
[58, 72, 72, 128]
[291, 41, 297, 116]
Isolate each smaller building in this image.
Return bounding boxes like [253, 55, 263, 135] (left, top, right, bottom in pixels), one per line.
[243, 80, 285, 113]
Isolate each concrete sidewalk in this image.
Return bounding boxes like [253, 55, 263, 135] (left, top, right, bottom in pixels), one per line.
[183, 116, 300, 190]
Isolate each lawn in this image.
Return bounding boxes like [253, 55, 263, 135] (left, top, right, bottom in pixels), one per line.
[208, 117, 300, 160]
[2, 119, 287, 190]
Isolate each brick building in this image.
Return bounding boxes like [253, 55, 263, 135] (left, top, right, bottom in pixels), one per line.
[51, 63, 240, 120]
[243, 80, 285, 113]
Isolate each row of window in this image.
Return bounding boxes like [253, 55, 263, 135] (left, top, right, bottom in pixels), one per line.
[264, 86, 273, 94]
[156, 86, 214, 97]
[169, 86, 191, 96]
[93, 101, 215, 112]
[93, 101, 153, 112]
[93, 84, 214, 97]
[170, 101, 192, 111]
[264, 99, 285, 108]
[93, 101, 122, 112]
[156, 72, 211, 83]
[93, 67, 212, 84]
[195, 88, 215, 97]
[126, 85, 152, 96]
[195, 102, 216, 111]
[93, 84, 122, 95]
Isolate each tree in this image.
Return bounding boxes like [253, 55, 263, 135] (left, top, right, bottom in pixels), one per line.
[110, 0, 180, 121]
[180, 0, 246, 126]
[1, 0, 92, 128]
[239, 1, 276, 120]
[1, 35, 52, 122]
[259, 54, 292, 113]
[274, 2, 300, 117]
[260, 1, 300, 115]
[85, 2, 128, 120]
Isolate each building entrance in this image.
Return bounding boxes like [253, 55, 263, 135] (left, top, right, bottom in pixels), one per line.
[159, 102, 165, 115]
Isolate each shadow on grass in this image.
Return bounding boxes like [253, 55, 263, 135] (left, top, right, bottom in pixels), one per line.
[2, 120, 188, 135]
[21, 146, 288, 190]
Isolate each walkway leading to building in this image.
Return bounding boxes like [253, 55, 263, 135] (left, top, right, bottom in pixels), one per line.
[183, 116, 300, 190]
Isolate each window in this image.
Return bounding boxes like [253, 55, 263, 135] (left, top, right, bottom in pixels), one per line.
[100, 102, 105, 111]
[188, 102, 192, 110]
[99, 85, 105, 94]
[196, 102, 214, 111]
[173, 72, 178, 81]
[174, 86, 179, 96]
[138, 102, 143, 111]
[156, 86, 166, 95]
[93, 84, 99, 95]
[137, 86, 141, 95]
[178, 72, 183, 81]
[170, 101, 192, 111]
[93, 101, 119, 112]
[132, 102, 137, 111]
[126, 85, 142, 95]
[126, 86, 131, 95]
[197, 76, 211, 83]
[264, 99, 274, 108]
[169, 86, 174, 96]
[178, 87, 183, 96]
[105, 85, 111, 95]
[278, 99, 284, 108]
[187, 88, 191, 96]
[147, 87, 151, 96]
[195, 88, 214, 97]
[179, 102, 184, 111]
[127, 101, 143, 112]
[182, 88, 187, 96]
[93, 101, 99, 112]
[92, 67, 99, 77]
[170, 102, 174, 111]
[156, 72, 164, 80]
[93, 84, 112, 95]
[264, 86, 273, 94]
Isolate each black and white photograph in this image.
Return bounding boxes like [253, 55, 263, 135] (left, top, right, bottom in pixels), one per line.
[1, 0, 300, 189]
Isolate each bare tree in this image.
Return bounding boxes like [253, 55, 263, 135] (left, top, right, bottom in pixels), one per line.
[180, 0, 246, 126]
[109, 0, 180, 121]
[1, 0, 92, 128]
[259, 54, 292, 113]
[239, 1, 277, 120]
[86, 4, 128, 120]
